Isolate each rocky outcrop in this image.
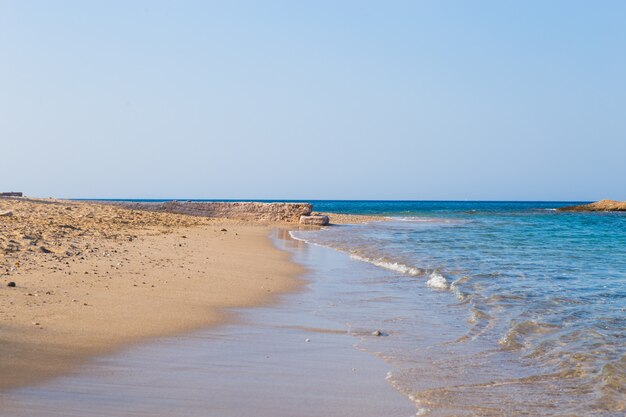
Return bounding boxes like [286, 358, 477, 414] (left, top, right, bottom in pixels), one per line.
[557, 200, 626, 212]
[0, 192, 23, 197]
[299, 215, 330, 226]
[117, 201, 313, 223]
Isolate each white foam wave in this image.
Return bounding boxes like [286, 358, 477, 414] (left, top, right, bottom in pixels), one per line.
[385, 371, 430, 416]
[288, 230, 310, 243]
[390, 216, 463, 224]
[290, 231, 452, 293]
[349, 254, 423, 276]
[288, 231, 327, 248]
[390, 216, 439, 222]
[426, 271, 450, 290]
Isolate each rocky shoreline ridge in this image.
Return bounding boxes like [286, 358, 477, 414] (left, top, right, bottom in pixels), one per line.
[557, 200, 626, 212]
[0, 198, 382, 277]
[111, 201, 330, 224]
[0, 196, 384, 226]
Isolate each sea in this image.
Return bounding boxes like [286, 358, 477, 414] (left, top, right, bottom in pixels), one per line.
[60, 200, 626, 415]
[288, 201, 625, 416]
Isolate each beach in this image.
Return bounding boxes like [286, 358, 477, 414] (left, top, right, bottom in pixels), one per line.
[0, 233, 417, 417]
[0, 198, 304, 390]
[3, 0, 623, 414]
[2, 199, 625, 416]
[0, 198, 416, 417]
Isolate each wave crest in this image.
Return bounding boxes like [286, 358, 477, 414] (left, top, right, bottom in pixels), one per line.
[349, 254, 424, 276]
[427, 271, 450, 290]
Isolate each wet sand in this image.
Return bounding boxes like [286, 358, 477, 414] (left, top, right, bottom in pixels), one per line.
[0, 231, 415, 417]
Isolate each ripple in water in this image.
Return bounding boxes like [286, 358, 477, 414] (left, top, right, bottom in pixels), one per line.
[291, 203, 626, 416]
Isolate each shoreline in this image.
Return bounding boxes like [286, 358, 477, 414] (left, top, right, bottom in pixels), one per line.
[0, 229, 417, 417]
[0, 198, 305, 391]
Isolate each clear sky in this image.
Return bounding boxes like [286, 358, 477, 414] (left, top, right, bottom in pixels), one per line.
[1, 1, 625, 200]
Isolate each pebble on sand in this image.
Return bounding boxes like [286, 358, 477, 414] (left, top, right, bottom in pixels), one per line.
[7, 281, 16, 287]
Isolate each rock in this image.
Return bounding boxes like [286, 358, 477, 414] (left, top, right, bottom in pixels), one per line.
[305, 338, 311, 342]
[558, 200, 626, 212]
[372, 330, 387, 337]
[7, 281, 16, 287]
[39, 246, 53, 254]
[0, 210, 13, 217]
[113, 201, 313, 223]
[299, 215, 330, 226]
[220, 228, 227, 232]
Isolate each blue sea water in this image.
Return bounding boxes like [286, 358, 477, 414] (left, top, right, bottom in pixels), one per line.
[288, 201, 626, 416]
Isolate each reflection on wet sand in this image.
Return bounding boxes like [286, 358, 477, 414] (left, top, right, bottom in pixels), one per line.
[0, 232, 415, 417]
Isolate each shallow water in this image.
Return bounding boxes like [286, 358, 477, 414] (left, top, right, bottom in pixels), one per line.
[292, 201, 626, 416]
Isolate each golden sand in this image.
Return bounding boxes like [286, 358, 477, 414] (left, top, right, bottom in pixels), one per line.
[0, 198, 303, 389]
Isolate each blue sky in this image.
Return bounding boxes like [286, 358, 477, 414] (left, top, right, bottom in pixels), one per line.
[1, 1, 625, 200]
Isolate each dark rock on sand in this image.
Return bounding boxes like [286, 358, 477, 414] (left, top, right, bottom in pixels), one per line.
[7, 281, 16, 287]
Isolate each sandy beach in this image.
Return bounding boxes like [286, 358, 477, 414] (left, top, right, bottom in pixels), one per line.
[0, 234, 418, 417]
[0, 198, 304, 390]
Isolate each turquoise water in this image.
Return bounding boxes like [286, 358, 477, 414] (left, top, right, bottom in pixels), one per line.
[290, 201, 626, 416]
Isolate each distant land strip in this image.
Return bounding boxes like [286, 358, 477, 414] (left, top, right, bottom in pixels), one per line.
[557, 200, 626, 212]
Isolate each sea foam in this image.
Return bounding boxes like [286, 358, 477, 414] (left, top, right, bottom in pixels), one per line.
[426, 271, 450, 290]
[349, 254, 423, 276]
